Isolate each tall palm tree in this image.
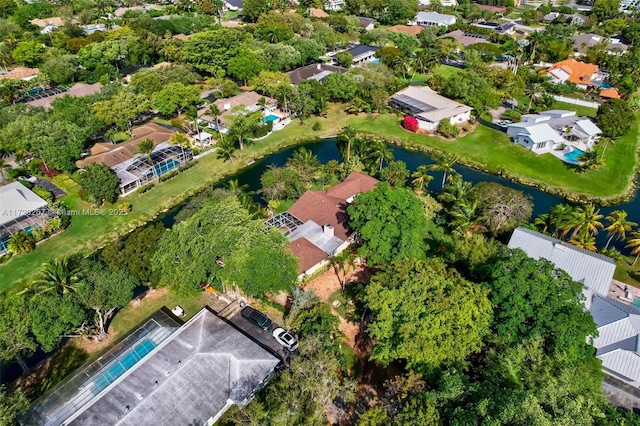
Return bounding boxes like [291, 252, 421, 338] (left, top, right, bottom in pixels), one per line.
[569, 230, 597, 252]
[31, 257, 80, 296]
[207, 104, 224, 143]
[216, 137, 237, 163]
[549, 203, 576, 239]
[450, 198, 480, 236]
[571, 203, 604, 238]
[439, 174, 473, 206]
[366, 142, 393, 173]
[137, 138, 154, 163]
[228, 107, 261, 151]
[577, 148, 604, 171]
[627, 230, 640, 266]
[226, 178, 250, 195]
[533, 213, 553, 235]
[429, 152, 459, 190]
[289, 147, 321, 169]
[339, 125, 357, 166]
[257, 97, 269, 114]
[604, 210, 637, 249]
[169, 132, 190, 158]
[524, 83, 542, 112]
[411, 165, 434, 193]
[0, 158, 11, 183]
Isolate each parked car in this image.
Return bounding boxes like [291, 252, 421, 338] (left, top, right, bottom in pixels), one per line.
[17, 175, 38, 183]
[272, 327, 298, 351]
[241, 306, 272, 331]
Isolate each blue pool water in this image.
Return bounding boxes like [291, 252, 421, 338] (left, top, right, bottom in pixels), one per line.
[154, 159, 180, 177]
[600, 82, 613, 89]
[563, 148, 585, 163]
[92, 339, 156, 393]
[634, 298, 640, 307]
[371, 58, 380, 64]
[263, 114, 279, 124]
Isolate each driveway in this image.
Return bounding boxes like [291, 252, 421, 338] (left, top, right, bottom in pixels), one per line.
[36, 179, 66, 199]
[602, 373, 640, 413]
[222, 302, 293, 366]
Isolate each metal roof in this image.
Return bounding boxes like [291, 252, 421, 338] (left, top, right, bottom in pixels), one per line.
[508, 227, 615, 309]
[0, 182, 48, 226]
[599, 349, 640, 383]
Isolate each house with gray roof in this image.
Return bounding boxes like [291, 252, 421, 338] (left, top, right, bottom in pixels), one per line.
[22, 307, 280, 426]
[574, 33, 629, 56]
[508, 227, 640, 387]
[412, 11, 457, 27]
[389, 86, 473, 131]
[508, 227, 616, 309]
[344, 44, 380, 66]
[506, 110, 602, 162]
[287, 63, 348, 85]
[0, 182, 54, 255]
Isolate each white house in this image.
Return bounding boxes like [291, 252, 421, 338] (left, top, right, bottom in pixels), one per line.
[324, 0, 345, 11]
[411, 11, 457, 27]
[419, 0, 458, 6]
[223, 0, 243, 11]
[389, 86, 473, 131]
[508, 227, 640, 389]
[0, 182, 53, 254]
[506, 110, 602, 160]
[343, 44, 380, 66]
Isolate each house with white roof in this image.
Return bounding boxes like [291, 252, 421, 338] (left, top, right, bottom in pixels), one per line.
[506, 110, 602, 162]
[389, 86, 473, 131]
[509, 227, 640, 388]
[411, 12, 457, 27]
[419, 0, 458, 5]
[0, 182, 54, 254]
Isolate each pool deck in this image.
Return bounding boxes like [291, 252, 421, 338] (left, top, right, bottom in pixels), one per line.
[608, 278, 640, 305]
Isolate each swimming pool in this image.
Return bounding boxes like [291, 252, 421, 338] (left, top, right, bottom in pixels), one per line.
[153, 159, 180, 177]
[563, 148, 585, 163]
[600, 82, 613, 89]
[263, 114, 279, 124]
[371, 58, 380, 64]
[92, 339, 156, 394]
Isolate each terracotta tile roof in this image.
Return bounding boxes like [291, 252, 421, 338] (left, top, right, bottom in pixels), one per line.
[30, 17, 64, 27]
[0, 67, 39, 80]
[76, 123, 176, 168]
[289, 238, 328, 273]
[387, 25, 423, 36]
[600, 87, 621, 99]
[326, 171, 379, 200]
[547, 59, 598, 86]
[308, 8, 328, 18]
[288, 191, 350, 240]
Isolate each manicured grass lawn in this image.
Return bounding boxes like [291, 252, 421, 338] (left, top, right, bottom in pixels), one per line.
[111, 131, 130, 143]
[1, 104, 638, 292]
[551, 101, 598, 118]
[431, 65, 462, 79]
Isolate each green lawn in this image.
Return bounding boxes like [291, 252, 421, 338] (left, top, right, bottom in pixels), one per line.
[431, 65, 462, 79]
[1, 104, 638, 292]
[551, 101, 598, 118]
[111, 131, 130, 143]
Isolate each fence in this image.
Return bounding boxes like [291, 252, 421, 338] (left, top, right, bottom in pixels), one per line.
[552, 95, 600, 109]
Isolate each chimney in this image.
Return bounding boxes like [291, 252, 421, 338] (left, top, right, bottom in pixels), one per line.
[317, 63, 322, 70]
[223, 102, 231, 111]
[323, 224, 334, 238]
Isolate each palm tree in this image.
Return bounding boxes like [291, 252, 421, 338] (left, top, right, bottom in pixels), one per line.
[569, 230, 597, 252]
[216, 137, 237, 163]
[604, 210, 637, 249]
[339, 125, 357, 165]
[137, 138, 154, 163]
[626, 230, 640, 266]
[577, 148, 604, 171]
[429, 152, 459, 190]
[450, 198, 480, 236]
[524, 83, 542, 112]
[226, 178, 250, 195]
[439, 174, 473, 206]
[366, 142, 393, 173]
[0, 158, 11, 183]
[411, 165, 434, 193]
[31, 257, 80, 296]
[207, 104, 224, 143]
[289, 147, 321, 169]
[533, 213, 553, 235]
[331, 250, 357, 291]
[257, 97, 269, 114]
[550, 203, 576, 238]
[571, 203, 604, 238]
[169, 132, 190, 158]
[228, 107, 261, 151]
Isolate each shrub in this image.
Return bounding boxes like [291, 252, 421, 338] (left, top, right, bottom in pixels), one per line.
[402, 116, 419, 132]
[178, 160, 197, 172]
[170, 117, 184, 128]
[312, 122, 321, 131]
[159, 170, 179, 182]
[118, 202, 132, 214]
[33, 187, 53, 203]
[8, 231, 35, 255]
[253, 121, 273, 138]
[31, 227, 46, 242]
[47, 217, 63, 233]
[18, 180, 33, 190]
[438, 120, 460, 138]
[462, 124, 472, 133]
[139, 183, 155, 193]
[76, 163, 120, 204]
[502, 109, 521, 123]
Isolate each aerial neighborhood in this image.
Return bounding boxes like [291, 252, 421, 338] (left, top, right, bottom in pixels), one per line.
[3, 0, 640, 424]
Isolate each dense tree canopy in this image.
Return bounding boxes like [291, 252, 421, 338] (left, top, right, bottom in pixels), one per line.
[365, 259, 492, 370]
[152, 196, 298, 296]
[596, 99, 634, 138]
[77, 163, 120, 204]
[348, 182, 427, 265]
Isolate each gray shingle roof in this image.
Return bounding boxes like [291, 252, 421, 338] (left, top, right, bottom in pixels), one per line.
[508, 227, 615, 309]
[64, 308, 279, 426]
